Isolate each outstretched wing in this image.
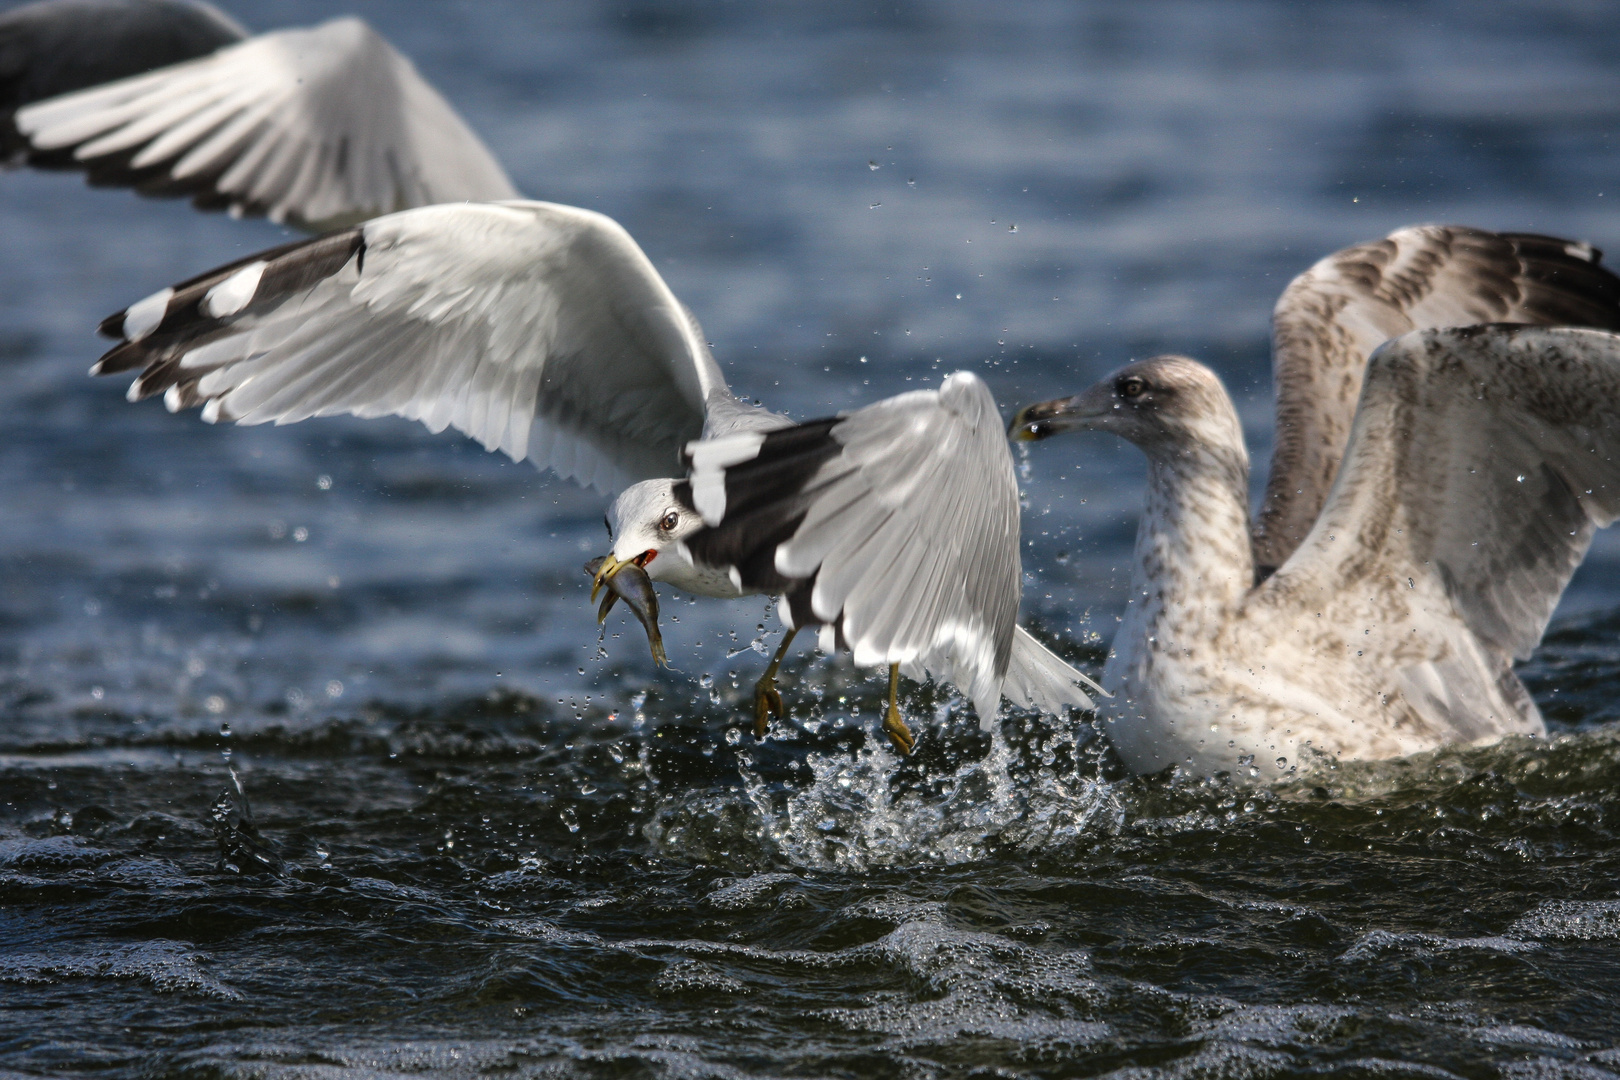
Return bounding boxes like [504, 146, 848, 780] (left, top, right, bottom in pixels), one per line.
[1255, 226, 1620, 576]
[14, 14, 516, 230]
[678, 372, 1021, 719]
[1263, 326, 1620, 681]
[2, 0, 244, 159]
[94, 200, 732, 493]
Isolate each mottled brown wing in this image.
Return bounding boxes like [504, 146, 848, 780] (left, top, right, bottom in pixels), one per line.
[1254, 226, 1620, 577]
[1268, 325, 1620, 665]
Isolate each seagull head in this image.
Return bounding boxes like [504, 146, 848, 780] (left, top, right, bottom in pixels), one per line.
[1011, 355, 1242, 455]
[592, 479, 705, 600]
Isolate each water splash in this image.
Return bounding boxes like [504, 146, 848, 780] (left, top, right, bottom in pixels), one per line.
[645, 697, 1123, 870]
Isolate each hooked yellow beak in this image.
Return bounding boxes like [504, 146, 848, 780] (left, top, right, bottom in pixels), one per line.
[590, 552, 630, 603]
[592, 550, 658, 602]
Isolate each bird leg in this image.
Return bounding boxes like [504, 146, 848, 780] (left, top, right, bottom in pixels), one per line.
[753, 627, 798, 737]
[882, 662, 915, 755]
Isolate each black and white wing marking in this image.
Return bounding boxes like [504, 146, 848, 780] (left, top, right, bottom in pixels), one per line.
[679, 372, 1022, 719]
[1255, 226, 1620, 576]
[1265, 326, 1620, 675]
[1, 0, 243, 160]
[95, 200, 734, 493]
[13, 14, 516, 230]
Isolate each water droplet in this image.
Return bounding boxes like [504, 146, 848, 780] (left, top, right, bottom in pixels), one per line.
[292, 526, 309, 543]
[325, 680, 343, 699]
[867, 160, 880, 170]
[205, 695, 227, 714]
[316, 474, 332, 490]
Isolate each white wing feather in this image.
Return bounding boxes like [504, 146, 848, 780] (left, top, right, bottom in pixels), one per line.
[773, 372, 1021, 718]
[16, 16, 517, 230]
[102, 200, 733, 493]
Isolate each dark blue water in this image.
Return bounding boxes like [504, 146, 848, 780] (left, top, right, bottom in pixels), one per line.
[5, 2, 1620, 1076]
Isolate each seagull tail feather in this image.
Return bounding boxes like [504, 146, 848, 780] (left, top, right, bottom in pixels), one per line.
[1001, 625, 1105, 717]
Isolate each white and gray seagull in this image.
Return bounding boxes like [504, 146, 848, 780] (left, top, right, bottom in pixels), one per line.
[92, 198, 1102, 753]
[3, 0, 516, 230]
[1013, 226, 1620, 779]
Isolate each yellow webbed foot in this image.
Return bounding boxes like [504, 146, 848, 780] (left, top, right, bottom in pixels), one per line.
[882, 700, 915, 755]
[753, 676, 785, 738]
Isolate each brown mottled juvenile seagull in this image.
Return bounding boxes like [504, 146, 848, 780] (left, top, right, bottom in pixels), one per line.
[1014, 227, 1620, 779]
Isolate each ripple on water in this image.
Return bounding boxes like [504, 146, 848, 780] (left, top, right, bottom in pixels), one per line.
[1508, 901, 1620, 942]
[0, 941, 240, 1000]
[5, 588, 1620, 1079]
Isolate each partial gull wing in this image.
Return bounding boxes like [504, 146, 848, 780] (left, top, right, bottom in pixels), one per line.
[1264, 325, 1620, 677]
[680, 372, 1075, 721]
[93, 200, 733, 493]
[1, 0, 243, 160]
[14, 15, 516, 230]
[1255, 226, 1620, 576]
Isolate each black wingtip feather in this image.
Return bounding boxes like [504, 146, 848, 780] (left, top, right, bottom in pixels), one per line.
[96, 309, 125, 339]
[91, 227, 366, 413]
[92, 338, 150, 374]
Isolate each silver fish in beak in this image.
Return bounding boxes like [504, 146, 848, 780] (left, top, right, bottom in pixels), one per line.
[584, 555, 668, 667]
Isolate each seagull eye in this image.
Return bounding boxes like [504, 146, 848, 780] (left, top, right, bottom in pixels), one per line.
[1118, 376, 1146, 399]
[659, 510, 680, 532]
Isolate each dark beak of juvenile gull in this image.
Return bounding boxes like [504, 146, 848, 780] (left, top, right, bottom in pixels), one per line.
[584, 555, 668, 667]
[1010, 383, 1117, 440]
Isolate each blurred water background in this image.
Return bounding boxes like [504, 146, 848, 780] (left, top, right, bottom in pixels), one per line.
[4, 2, 1620, 1077]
